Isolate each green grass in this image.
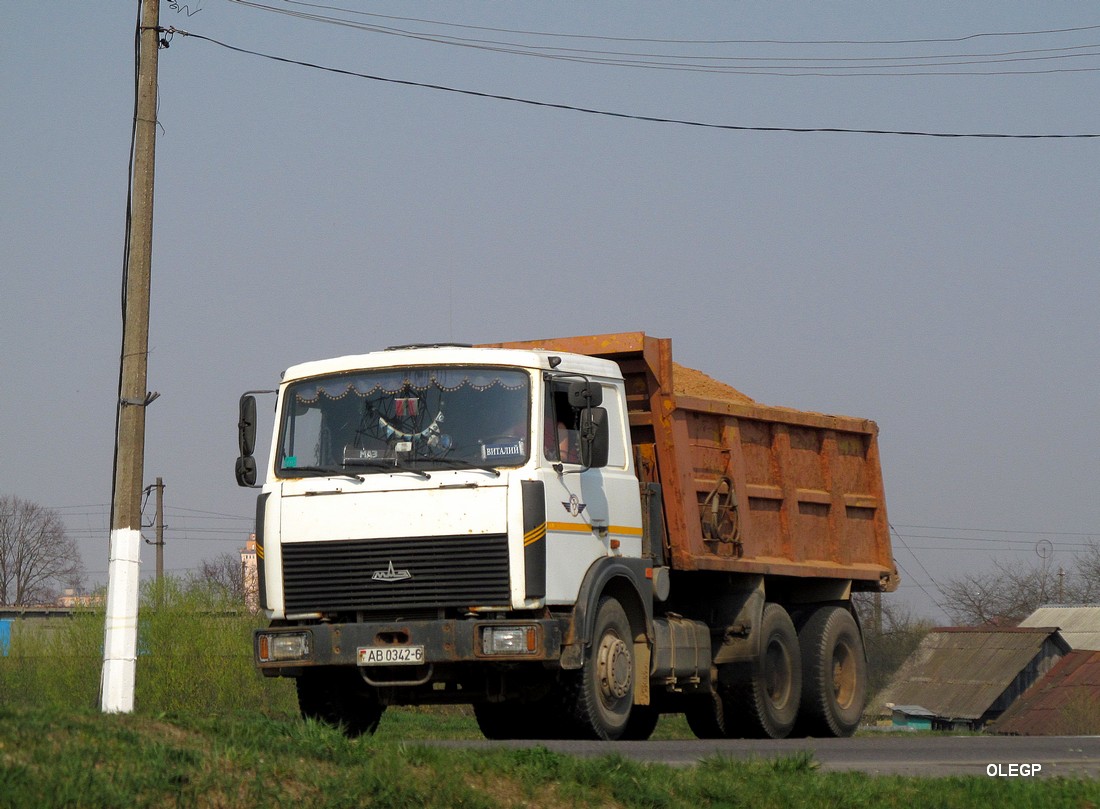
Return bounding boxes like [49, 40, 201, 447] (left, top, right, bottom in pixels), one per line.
[0, 579, 299, 719]
[1, 705, 1098, 809]
[0, 579, 701, 740]
[2, 583, 1099, 807]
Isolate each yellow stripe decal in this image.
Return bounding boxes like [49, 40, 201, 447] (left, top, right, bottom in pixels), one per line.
[523, 523, 546, 546]
[546, 522, 592, 534]
[545, 522, 643, 537]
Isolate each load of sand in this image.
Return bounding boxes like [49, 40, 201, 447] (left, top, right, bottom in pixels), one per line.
[671, 363, 754, 404]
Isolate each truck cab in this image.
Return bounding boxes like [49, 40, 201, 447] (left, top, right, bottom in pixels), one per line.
[240, 344, 656, 738]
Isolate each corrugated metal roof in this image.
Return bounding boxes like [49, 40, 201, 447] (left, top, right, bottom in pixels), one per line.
[891, 705, 935, 717]
[993, 650, 1100, 736]
[1019, 606, 1100, 651]
[877, 627, 1067, 720]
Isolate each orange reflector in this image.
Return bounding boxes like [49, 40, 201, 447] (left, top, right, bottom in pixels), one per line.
[610, 539, 621, 549]
[527, 627, 537, 652]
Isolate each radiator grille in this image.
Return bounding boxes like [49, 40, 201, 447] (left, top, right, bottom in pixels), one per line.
[281, 534, 510, 613]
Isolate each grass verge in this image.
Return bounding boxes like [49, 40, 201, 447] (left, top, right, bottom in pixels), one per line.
[1, 705, 1098, 809]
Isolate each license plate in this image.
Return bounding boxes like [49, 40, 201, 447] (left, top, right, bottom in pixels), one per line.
[357, 645, 425, 666]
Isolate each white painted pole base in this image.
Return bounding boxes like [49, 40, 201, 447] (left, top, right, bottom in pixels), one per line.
[100, 527, 142, 713]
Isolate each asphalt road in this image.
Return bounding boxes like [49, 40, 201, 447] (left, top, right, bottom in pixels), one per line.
[428, 735, 1100, 778]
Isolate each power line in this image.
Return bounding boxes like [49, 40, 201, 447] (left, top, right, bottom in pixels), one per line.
[892, 532, 1097, 549]
[903, 545, 1098, 554]
[889, 554, 946, 614]
[164, 509, 251, 522]
[889, 523, 948, 614]
[223, 3, 1100, 76]
[893, 523, 1098, 538]
[238, 2, 1100, 47]
[167, 28, 1100, 139]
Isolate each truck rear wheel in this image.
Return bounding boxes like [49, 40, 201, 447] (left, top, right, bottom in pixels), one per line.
[797, 606, 866, 737]
[569, 596, 636, 740]
[684, 692, 732, 739]
[729, 603, 801, 739]
[296, 668, 385, 738]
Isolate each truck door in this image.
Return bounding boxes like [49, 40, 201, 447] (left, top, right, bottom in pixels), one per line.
[541, 379, 643, 604]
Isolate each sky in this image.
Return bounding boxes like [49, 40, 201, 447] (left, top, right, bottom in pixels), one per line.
[3, 2, 1098, 622]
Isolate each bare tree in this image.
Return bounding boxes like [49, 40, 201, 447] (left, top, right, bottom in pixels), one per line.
[940, 550, 1098, 627]
[190, 551, 247, 603]
[0, 495, 85, 606]
[1070, 542, 1100, 604]
[854, 593, 934, 696]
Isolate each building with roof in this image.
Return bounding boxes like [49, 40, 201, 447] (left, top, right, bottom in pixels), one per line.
[888, 704, 935, 730]
[875, 627, 1070, 731]
[993, 650, 1100, 736]
[1019, 606, 1100, 651]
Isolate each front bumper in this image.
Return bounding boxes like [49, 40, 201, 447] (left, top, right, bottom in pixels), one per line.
[254, 616, 567, 673]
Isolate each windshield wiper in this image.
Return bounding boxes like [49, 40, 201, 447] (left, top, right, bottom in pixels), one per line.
[343, 457, 432, 480]
[282, 465, 361, 482]
[427, 458, 502, 477]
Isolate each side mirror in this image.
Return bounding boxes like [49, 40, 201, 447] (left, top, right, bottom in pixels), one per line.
[567, 379, 602, 408]
[239, 394, 258, 457]
[236, 390, 274, 488]
[579, 407, 609, 469]
[235, 455, 258, 487]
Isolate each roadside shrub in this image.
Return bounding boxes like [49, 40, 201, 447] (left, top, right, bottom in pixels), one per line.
[0, 577, 297, 717]
[136, 577, 296, 717]
[0, 609, 102, 710]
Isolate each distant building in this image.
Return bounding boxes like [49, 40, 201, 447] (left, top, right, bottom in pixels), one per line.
[56, 589, 104, 609]
[986, 605, 1100, 735]
[888, 704, 935, 730]
[993, 650, 1100, 735]
[1019, 605, 1100, 651]
[876, 627, 1070, 731]
[241, 534, 258, 613]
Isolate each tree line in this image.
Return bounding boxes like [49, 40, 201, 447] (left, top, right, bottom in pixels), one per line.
[0, 495, 249, 607]
[4, 492, 1096, 629]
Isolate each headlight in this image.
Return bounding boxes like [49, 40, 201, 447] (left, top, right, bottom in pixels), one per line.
[257, 631, 311, 662]
[481, 625, 538, 655]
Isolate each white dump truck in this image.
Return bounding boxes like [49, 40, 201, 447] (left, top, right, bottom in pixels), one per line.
[236, 332, 896, 740]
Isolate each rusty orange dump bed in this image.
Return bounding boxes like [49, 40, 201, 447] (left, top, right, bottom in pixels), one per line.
[492, 332, 898, 592]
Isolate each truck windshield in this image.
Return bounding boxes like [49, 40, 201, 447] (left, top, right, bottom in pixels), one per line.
[276, 366, 530, 476]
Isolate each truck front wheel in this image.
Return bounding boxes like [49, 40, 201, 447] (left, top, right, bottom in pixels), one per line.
[474, 695, 569, 740]
[569, 596, 636, 740]
[296, 667, 385, 738]
[797, 606, 866, 737]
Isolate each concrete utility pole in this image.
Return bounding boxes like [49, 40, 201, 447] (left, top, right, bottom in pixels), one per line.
[155, 477, 165, 587]
[143, 477, 166, 606]
[102, 0, 161, 715]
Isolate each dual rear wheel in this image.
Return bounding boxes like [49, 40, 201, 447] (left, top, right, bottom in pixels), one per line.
[797, 606, 866, 737]
[685, 603, 866, 739]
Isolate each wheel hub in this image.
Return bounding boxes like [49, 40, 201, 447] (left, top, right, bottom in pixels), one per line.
[597, 636, 631, 700]
[831, 642, 856, 707]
